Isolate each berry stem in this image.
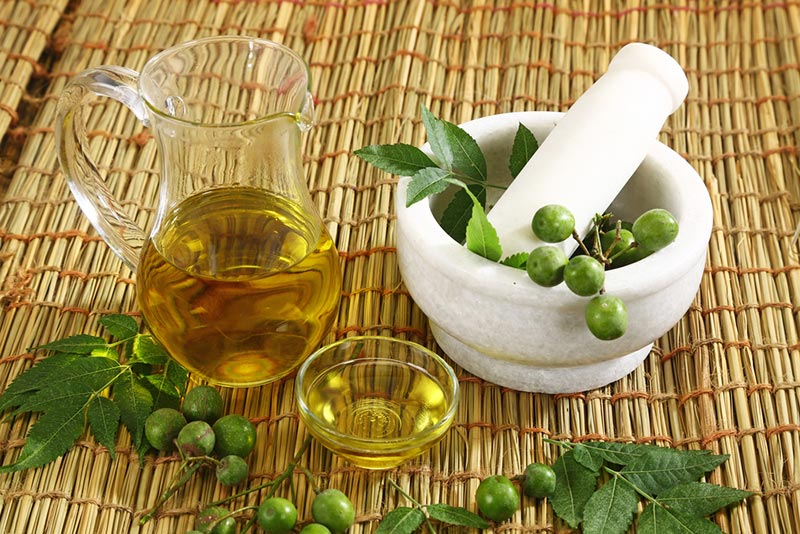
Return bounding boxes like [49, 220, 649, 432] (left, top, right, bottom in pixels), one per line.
[140, 460, 204, 524]
[210, 435, 313, 506]
[572, 230, 593, 257]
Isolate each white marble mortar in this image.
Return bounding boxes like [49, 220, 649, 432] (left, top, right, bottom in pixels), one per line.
[395, 112, 713, 393]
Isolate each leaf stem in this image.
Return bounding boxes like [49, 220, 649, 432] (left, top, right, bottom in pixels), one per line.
[387, 478, 424, 508]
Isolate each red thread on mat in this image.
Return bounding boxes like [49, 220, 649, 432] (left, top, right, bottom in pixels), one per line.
[765, 424, 800, 438]
[610, 391, 650, 403]
[678, 389, 714, 407]
[573, 433, 605, 443]
[461, 422, 494, 431]
[553, 392, 586, 401]
[518, 427, 552, 436]
[747, 383, 774, 395]
[661, 345, 693, 362]
[700, 430, 738, 447]
[0, 229, 104, 243]
[0, 102, 19, 125]
[338, 246, 396, 259]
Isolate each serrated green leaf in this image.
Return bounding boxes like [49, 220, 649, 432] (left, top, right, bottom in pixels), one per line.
[439, 184, 485, 244]
[638, 503, 722, 534]
[0, 353, 81, 412]
[113, 373, 153, 451]
[164, 359, 189, 397]
[91, 347, 120, 360]
[465, 200, 502, 262]
[500, 252, 529, 269]
[550, 450, 599, 528]
[440, 120, 487, 183]
[582, 477, 638, 534]
[15, 357, 120, 413]
[375, 507, 426, 534]
[573, 443, 603, 474]
[0, 401, 86, 473]
[132, 335, 169, 365]
[354, 144, 437, 176]
[509, 122, 539, 178]
[657, 482, 752, 517]
[87, 396, 120, 460]
[421, 104, 449, 169]
[142, 374, 181, 411]
[427, 503, 489, 529]
[98, 314, 139, 340]
[621, 448, 728, 497]
[579, 441, 651, 466]
[406, 167, 458, 207]
[32, 334, 107, 355]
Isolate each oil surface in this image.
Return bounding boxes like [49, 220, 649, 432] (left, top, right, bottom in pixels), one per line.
[304, 360, 451, 468]
[137, 186, 341, 386]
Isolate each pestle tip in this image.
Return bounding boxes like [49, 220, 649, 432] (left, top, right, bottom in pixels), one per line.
[608, 43, 689, 113]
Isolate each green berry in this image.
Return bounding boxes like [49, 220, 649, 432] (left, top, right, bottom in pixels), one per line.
[526, 246, 568, 287]
[195, 506, 235, 534]
[144, 408, 187, 451]
[475, 475, 519, 522]
[257, 497, 298, 534]
[600, 228, 634, 258]
[564, 255, 605, 297]
[522, 463, 557, 498]
[177, 420, 215, 457]
[632, 208, 679, 252]
[300, 525, 333, 534]
[215, 455, 249, 486]
[585, 295, 628, 340]
[531, 204, 575, 243]
[182, 385, 224, 424]
[311, 489, 355, 533]
[213, 414, 257, 458]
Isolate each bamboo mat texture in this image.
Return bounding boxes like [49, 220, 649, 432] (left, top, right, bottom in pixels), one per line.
[0, 1, 799, 533]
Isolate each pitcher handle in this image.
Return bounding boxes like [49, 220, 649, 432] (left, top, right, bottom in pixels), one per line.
[56, 66, 149, 270]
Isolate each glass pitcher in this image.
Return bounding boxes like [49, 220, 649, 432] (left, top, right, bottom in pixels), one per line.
[56, 36, 342, 387]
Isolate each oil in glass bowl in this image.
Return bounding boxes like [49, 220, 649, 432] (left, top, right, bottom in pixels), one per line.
[295, 337, 459, 469]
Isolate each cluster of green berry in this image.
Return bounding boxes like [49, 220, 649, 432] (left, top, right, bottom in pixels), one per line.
[144, 385, 256, 488]
[525, 205, 679, 340]
[475, 463, 557, 522]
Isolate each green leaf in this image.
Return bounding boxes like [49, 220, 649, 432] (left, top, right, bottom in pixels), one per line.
[132, 335, 169, 365]
[579, 441, 651, 466]
[98, 314, 139, 340]
[638, 503, 722, 534]
[439, 185, 485, 243]
[87, 396, 120, 460]
[90, 347, 120, 360]
[573, 443, 603, 474]
[427, 503, 490, 529]
[405, 167, 458, 207]
[164, 359, 189, 397]
[440, 120, 487, 183]
[657, 482, 752, 517]
[550, 450, 599, 528]
[0, 401, 86, 473]
[354, 144, 437, 176]
[582, 477, 638, 534]
[142, 374, 181, 411]
[500, 252, 529, 269]
[421, 104, 449, 169]
[32, 334, 107, 355]
[621, 448, 728, 497]
[375, 507, 426, 534]
[465, 200, 502, 262]
[113, 372, 153, 451]
[509, 122, 539, 178]
[0, 353, 81, 412]
[15, 357, 120, 413]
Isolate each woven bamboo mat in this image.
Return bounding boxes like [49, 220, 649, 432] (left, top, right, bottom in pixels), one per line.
[1, 1, 799, 533]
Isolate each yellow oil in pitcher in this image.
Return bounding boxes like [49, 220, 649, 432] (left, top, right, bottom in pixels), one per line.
[137, 186, 341, 386]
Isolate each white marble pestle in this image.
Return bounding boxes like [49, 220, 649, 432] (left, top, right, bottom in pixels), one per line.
[487, 43, 690, 257]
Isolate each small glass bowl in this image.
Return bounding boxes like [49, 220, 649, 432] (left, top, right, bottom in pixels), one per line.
[295, 336, 460, 469]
